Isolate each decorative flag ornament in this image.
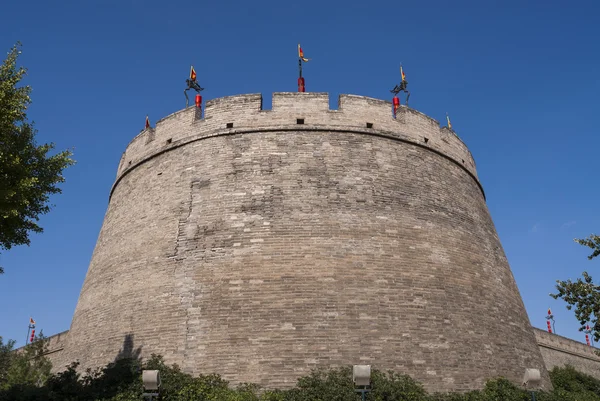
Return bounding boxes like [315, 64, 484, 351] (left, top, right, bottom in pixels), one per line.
[298, 44, 309, 62]
[390, 63, 410, 112]
[545, 308, 556, 334]
[145, 115, 150, 129]
[584, 324, 594, 347]
[185, 65, 205, 108]
[446, 113, 452, 130]
[27, 317, 36, 344]
[297, 43, 309, 92]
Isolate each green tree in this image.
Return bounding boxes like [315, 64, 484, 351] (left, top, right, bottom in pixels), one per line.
[3, 331, 52, 389]
[0, 42, 75, 273]
[551, 236, 600, 342]
[0, 337, 16, 387]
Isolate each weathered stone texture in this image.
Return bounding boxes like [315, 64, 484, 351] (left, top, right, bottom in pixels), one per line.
[61, 93, 549, 393]
[40, 331, 71, 371]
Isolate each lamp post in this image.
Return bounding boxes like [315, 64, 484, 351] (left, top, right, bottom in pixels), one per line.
[522, 368, 541, 401]
[546, 308, 556, 334]
[353, 365, 371, 401]
[142, 370, 160, 401]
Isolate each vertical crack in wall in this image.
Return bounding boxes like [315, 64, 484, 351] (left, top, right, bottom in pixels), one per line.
[171, 175, 198, 372]
[172, 178, 194, 259]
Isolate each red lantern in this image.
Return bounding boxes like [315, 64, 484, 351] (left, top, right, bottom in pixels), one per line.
[546, 321, 552, 333]
[298, 77, 305, 93]
[30, 329, 35, 343]
[195, 94, 202, 108]
[586, 334, 591, 346]
[392, 96, 400, 117]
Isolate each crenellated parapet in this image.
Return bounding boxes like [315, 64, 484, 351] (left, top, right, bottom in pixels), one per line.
[114, 92, 480, 199]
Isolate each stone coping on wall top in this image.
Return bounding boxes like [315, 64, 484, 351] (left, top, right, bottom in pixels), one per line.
[154, 92, 440, 126]
[533, 328, 600, 359]
[133, 92, 470, 152]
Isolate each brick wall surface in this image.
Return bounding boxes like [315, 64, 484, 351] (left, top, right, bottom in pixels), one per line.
[534, 328, 600, 379]
[41, 331, 72, 371]
[44, 328, 600, 388]
[61, 93, 550, 393]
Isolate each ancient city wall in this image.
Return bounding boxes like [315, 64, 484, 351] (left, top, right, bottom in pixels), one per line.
[58, 93, 548, 393]
[534, 328, 600, 379]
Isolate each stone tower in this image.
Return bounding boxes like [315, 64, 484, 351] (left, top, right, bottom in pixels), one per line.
[62, 92, 550, 392]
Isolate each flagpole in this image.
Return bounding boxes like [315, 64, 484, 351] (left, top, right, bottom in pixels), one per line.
[298, 57, 305, 92]
[297, 44, 306, 92]
[26, 325, 31, 345]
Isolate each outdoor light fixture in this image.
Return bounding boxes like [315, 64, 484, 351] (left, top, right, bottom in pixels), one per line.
[353, 365, 371, 401]
[142, 370, 160, 401]
[522, 368, 541, 401]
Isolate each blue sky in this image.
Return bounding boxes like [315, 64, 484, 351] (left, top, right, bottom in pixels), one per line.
[1, 0, 598, 350]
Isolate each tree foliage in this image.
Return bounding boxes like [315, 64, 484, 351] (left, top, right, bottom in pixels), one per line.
[576, 234, 600, 261]
[0, 332, 52, 394]
[0, 42, 75, 273]
[0, 337, 16, 386]
[551, 272, 600, 341]
[551, 235, 600, 342]
[2, 350, 600, 401]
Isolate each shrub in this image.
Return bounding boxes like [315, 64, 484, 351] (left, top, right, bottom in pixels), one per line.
[3, 352, 600, 401]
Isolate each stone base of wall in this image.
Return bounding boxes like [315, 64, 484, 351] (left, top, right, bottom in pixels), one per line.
[37, 326, 600, 386]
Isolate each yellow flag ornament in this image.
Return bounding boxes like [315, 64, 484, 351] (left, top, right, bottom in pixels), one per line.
[401, 65, 406, 82]
[446, 113, 452, 130]
[298, 44, 309, 62]
[190, 65, 197, 81]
